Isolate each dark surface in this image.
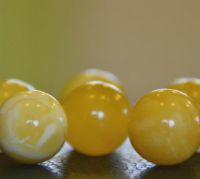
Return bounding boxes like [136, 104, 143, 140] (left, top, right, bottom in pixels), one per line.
[0, 140, 200, 179]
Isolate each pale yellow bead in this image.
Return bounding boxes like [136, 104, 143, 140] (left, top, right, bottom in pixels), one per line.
[0, 90, 67, 164]
[129, 89, 200, 165]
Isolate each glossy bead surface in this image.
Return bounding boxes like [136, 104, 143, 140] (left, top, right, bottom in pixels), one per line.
[0, 79, 35, 106]
[0, 90, 67, 164]
[60, 69, 122, 102]
[129, 89, 200, 165]
[168, 78, 200, 112]
[61, 81, 129, 156]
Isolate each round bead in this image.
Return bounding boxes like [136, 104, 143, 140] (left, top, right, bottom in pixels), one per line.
[0, 90, 67, 164]
[0, 78, 35, 106]
[61, 81, 129, 156]
[60, 68, 123, 102]
[129, 89, 200, 165]
[168, 78, 200, 112]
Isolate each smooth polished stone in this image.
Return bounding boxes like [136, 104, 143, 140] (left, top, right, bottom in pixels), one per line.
[129, 89, 200, 165]
[168, 77, 200, 112]
[61, 81, 130, 156]
[0, 90, 67, 164]
[60, 68, 123, 103]
[168, 78, 200, 153]
[0, 78, 35, 106]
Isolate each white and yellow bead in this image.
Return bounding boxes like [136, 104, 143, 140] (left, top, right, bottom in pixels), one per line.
[0, 90, 67, 164]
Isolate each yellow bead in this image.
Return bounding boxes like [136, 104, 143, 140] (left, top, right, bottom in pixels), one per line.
[0, 78, 35, 106]
[60, 69, 123, 102]
[129, 89, 200, 165]
[168, 78, 200, 113]
[0, 90, 67, 164]
[61, 81, 129, 156]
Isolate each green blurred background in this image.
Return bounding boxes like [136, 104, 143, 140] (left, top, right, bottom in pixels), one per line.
[1, 0, 200, 102]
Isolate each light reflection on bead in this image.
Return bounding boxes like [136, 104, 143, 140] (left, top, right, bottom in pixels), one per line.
[162, 119, 175, 128]
[91, 110, 105, 120]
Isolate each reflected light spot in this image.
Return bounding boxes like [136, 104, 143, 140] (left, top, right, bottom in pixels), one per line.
[89, 94, 95, 99]
[100, 95, 106, 100]
[4, 92, 9, 98]
[156, 93, 160, 97]
[123, 108, 128, 115]
[162, 119, 175, 128]
[160, 102, 164, 106]
[171, 103, 175, 107]
[26, 119, 39, 127]
[115, 94, 121, 101]
[25, 103, 30, 107]
[91, 110, 105, 120]
[51, 103, 57, 109]
[172, 90, 179, 94]
[195, 116, 200, 124]
[186, 100, 192, 108]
